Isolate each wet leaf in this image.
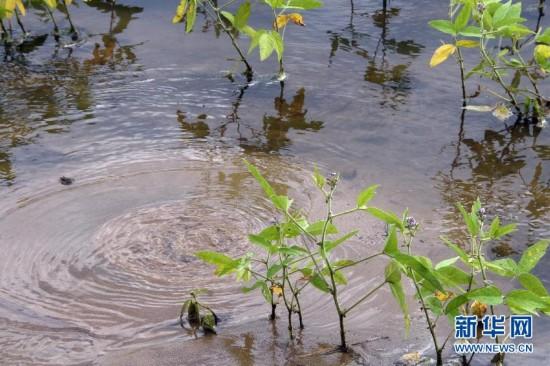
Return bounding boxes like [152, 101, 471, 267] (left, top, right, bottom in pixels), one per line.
[201, 313, 217, 333]
[492, 104, 513, 121]
[429, 44, 457, 67]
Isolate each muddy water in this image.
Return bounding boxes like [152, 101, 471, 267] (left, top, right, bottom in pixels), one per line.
[0, 0, 549, 365]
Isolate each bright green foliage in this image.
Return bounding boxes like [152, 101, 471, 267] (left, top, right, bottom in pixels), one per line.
[429, 0, 549, 121]
[193, 160, 549, 362]
[172, 0, 323, 74]
[384, 197, 550, 365]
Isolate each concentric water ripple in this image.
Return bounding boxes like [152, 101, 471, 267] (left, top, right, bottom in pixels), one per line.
[0, 155, 330, 364]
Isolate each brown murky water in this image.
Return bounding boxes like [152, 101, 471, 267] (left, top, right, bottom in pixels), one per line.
[0, 0, 549, 365]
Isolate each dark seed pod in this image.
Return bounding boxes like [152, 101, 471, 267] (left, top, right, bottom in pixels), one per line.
[187, 300, 201, 328]
[201, 313, 217, 334]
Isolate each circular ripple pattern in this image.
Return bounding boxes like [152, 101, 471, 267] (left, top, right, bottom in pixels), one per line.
[0, 156, 318, 364]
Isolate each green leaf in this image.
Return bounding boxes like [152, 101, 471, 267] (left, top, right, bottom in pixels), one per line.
[306, 221, 338, 236]
[454, 3, 471, 32]
[270, 31, 284, 62]
[271, 195, 292, 212]
[325, 230, 358, 252]
[221, 11, 235, 25]
[484, 258, 518, 277]
[312, 165, 325, 189]
[234, 1, 251, 30]
[536, 27, 550, 45]
[389, 280, 410, 335]
[356, 184, 379, 208]
[518, 273, 549, 297]
[267, 264, 283, 278]
[243, 159, 276, 198]
[248, 234, 274, 252]
[285, 0, 323, 10]
[259, 32, 274, 61]
[366, 207, 404, 231]
[196, 250, 234, 266]
[436, 266, 472, 287]
[445, 294, 469, 316]
[333, 259, 355, 268]
[441, 236, 470, 264]
[459, 25, 482, 37]
[310, 272, 330, 293]
[468, 286, 503, 305]
[506, 289, 550, 315]
[185, 0, 197, 33]
[393, 253, 444, 292]
[457, 202, 478, 237]
[429, 19, 457, 35]
[242, 280, 264, 293]
[385, 260, 402, 284]
[518, 240, 550, 273]
[383, 225, 399, 255]
[435, 256, 459, 270]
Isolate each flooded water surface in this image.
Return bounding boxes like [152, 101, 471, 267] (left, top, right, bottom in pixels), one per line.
[0, 0, 549, 365]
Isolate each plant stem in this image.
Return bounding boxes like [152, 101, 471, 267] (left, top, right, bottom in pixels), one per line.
[15, 9, 27, 35]
[334, 252, 383, 271]
[320, 183, 347, 351]
[205, 0, 253, 79]
[343, 281, 386, 315]
[61, 2, 77, 35]
[406, 234, 443, 366]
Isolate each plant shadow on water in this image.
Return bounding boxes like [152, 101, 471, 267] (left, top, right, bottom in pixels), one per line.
[327, 1, 423, 109]
[177, 84, 324, 153]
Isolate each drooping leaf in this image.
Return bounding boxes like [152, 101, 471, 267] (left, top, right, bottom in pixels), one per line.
[506, 289, 550, 315]
[389, 279, 410, 335]
[172, 0, 188, 24]
[306, 220, 338, 236]
[468, 286, 503, 305]
[393, 253, 444, 292]
[383, 225, 399, 255]
[430, 44, 457, 67]
[310, 272, 331, 293]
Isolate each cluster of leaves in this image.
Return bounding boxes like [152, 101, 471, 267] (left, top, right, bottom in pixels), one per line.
[195, 161, 412, 349]
[428, 0, 549, 123]
[172, 0, 323, 76]
[0, 0, 77, 42]
[397, 198, 550, 365]
[192, 161, 549, 364]
[179, 290, 219, 335]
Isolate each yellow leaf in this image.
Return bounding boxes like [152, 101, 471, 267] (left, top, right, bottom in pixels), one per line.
[64, 0, 73, 5]
[274, 13, 304, 29]
[535, 44, 550, 59]
[271, 284, 283, 297]
[456, 39, 479, 48]
[429, 44, 457, 68]
[470, 300, 487, 318]
[172, 0, 188, 24]
[288, 13, 304, 26]
[434, 290, 453, 302]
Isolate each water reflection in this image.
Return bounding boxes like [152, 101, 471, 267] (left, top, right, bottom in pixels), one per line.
[435, 114, 549, 256]
[177, 86, 324, 153]
[0, 1, 143, 186]
[327, 1, 423, 108]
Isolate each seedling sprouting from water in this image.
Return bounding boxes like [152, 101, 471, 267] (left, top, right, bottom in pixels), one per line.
[428, 0, 549, 124]
[179, 290, 219, 335]
[385, 199, 550, 366]
[172, 0, 323, 79]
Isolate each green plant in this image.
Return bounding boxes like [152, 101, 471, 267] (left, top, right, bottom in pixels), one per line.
[179, 290, 219, 335]
[172, 0, 323, 79]
[196, 161, 410, 351]
[429, 0, 549, 124]
[390, 199, 550, 365]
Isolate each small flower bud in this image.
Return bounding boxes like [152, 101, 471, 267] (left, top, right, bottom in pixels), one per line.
[406, 216, 418, 230]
